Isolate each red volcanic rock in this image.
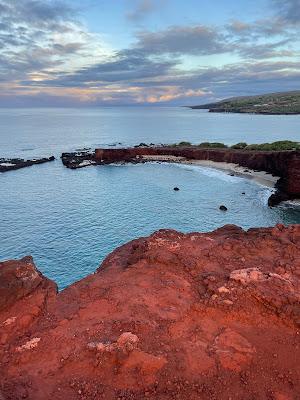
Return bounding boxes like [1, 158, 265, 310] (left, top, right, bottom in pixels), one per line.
[1, 225, 300, 399]
[0, 256, 57, 311]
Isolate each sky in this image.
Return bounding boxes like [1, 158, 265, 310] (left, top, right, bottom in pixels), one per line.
[0, 0, 299, 106]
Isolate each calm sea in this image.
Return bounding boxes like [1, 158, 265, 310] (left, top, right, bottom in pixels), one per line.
[1, 107, 300, 288]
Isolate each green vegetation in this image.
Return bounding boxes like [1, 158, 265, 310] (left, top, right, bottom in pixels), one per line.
[189, 91, 300, 114]
[177, 141, 192, 146]
[231, 142, 247, 149]
[241, 140, 300, 151]
[171, 142, 228, 148]
[197, 142, 228, 148]
[169, 140, 300, 151]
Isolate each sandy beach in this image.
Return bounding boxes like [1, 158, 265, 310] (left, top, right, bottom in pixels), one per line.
[140, 155, 280, 188]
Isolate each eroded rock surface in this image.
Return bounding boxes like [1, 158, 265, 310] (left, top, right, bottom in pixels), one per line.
[1, 224, 300, 399]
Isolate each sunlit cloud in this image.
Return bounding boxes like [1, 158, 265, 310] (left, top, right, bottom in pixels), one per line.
[0, 0, 299, 106]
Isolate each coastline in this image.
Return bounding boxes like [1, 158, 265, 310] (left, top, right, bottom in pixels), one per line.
[140, 155, 279, 189]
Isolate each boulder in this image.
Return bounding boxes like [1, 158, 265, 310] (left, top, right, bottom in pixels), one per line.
[219, 205, 228, 211]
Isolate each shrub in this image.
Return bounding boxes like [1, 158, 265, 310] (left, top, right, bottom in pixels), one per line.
[231, 142, 248, 149]
[177, 141, 192, 146]
[245, 141, 300, 151]
[198, 142, 228, 148]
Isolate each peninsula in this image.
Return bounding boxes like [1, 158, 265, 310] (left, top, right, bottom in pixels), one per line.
[189, 91, 300, 114]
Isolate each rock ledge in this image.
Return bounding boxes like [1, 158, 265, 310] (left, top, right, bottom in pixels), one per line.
[1, 224, 300, 399]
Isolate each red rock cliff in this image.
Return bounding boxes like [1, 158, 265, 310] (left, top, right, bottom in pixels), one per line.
[1, 225, 300, 399]
[95, 147, 300, 201]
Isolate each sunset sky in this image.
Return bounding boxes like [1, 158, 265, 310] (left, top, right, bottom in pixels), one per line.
[0, 0, 299, 106]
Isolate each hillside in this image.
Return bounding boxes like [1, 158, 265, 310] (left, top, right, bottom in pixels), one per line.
[190, 91, 300, 114]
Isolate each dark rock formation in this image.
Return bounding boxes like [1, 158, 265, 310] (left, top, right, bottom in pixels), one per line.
[1, 224, 300, 399]
[0, 156, 55, 173]
[61, 151, 95, 169]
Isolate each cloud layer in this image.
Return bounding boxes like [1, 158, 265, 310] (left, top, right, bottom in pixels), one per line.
[0, 0, 299, 106]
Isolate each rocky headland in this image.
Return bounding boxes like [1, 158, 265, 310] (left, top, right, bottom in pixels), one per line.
[0, 156, 55, 173]
[1, 224, 300, 400]
[61, 146, 300, 206]
[189, 91, 300, 114]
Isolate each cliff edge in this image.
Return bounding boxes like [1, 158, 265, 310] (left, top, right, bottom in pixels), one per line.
[1, 225, 300, 399]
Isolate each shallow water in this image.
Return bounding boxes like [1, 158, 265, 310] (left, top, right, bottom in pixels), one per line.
[0, 107, 300, 288]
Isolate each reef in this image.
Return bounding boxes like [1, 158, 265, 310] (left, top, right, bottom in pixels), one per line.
[1, 224, 300, 399]
[0, 156, 55, 173]
[61, 146, 300, 206]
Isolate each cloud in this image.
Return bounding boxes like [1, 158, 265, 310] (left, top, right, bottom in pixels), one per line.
[272, 0, 300, 24]
[126, 0, 156, 21]
[237, 40, 297, 59]
[135, 25, 228, 55]
[172, 61, 300, 102]
[226, 0, 300, 40]
[0, 0, 299, 106]
[13, 56, 300, 106]
[28, 49, 178, 87]
[0, 0, 110, 83]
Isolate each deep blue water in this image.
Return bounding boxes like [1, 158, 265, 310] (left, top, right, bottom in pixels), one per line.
[1, 107, 300, 288]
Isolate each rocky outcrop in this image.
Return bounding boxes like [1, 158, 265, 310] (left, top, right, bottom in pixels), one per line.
[0, 156, 55, 173]
[0, 256, 57, 311]
[1, 224, 300, 399]
[61, 151, 95, 169]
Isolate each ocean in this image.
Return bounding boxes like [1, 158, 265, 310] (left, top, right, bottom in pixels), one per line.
[1, 107, 300, 288]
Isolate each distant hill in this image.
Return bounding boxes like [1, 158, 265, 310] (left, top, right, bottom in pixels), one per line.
[189, 91, 300, 114]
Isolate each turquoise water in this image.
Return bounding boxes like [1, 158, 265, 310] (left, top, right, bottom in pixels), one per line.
[1, 107, 300, 288]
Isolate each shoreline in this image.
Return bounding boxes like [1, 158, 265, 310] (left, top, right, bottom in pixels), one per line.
[140, 155, 279, 189]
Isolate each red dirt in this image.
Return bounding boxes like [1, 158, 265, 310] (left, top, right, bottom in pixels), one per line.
[1, 224, 300, 399]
